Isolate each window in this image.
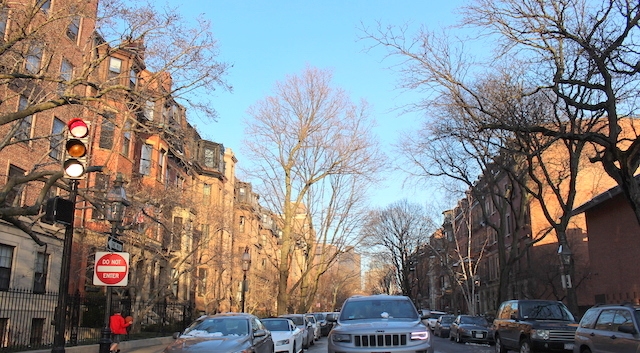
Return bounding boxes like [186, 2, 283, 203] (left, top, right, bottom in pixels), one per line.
[5, 165, 25, 207]
[39, 0, 51, 13]
[157, 149, 166, 182]
[203, 184, 211, 205]
[0, 7, 8, 40]
[49, 118, 65, 160]
[91, 173, 109, 219]
[0, 244, 14, 290]
[15, 96, 32, 141]
[33, 252, 49, 293]
[59, 59, 73, 93]
[144, 100, 154, 120]
[108, 57, 122, 78]
[170, 268, 178, 297]
[29, 318, 45, 346]
[67, 16, 79, 41]
[99, 118, 114, 149]
[505, 213, 512, 236]
[172, 217, 182, 251]
[25, 44, 43, 74]
[139, 144, 153, 175]
[129, 68, 137, 88]
[121, 121, 131, 157]
[197, 268, 207, 297]
[239, 216, 245, 233]
[204, 147, 214, 168]
[595, 310, 616, 331]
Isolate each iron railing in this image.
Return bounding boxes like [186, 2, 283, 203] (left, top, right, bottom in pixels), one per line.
[0, 288, 192, 352]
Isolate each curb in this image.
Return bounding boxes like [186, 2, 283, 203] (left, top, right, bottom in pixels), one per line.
[20, 336, 174, 353]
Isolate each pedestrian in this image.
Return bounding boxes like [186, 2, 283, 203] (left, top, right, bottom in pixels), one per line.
[110, 309, 132, 353]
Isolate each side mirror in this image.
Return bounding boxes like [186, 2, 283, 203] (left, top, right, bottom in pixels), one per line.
[172, 332, 181, 339]
[254, 329, 267, 337]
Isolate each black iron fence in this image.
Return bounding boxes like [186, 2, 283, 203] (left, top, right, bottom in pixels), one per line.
[0, 288, 192, 352]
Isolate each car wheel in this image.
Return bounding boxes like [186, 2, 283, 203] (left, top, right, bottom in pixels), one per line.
[495, 335, 508, 353]
[582, 349, 592, 353]
[519, 338, 531, 353]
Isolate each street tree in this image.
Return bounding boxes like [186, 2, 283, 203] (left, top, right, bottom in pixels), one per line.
[243, 66, 384, 314]
[361, 200, 436, 297]
[0, 0, 229, 243]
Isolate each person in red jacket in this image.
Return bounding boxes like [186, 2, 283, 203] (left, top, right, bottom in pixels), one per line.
[109, 309, 132, 353]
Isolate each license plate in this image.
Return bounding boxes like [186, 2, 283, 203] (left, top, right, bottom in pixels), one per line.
[564, 343, 574, 350]
[475, 333, 484, 338]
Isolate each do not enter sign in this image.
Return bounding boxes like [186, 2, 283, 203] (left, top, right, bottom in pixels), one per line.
[93, 252, 129, 286]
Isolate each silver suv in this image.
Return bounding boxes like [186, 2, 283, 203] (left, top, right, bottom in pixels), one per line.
[574, 303, 640, 353]
[327, 294, 434, 353]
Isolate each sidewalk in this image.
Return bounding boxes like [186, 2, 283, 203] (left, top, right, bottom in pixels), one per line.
[20, 336, 174, 353]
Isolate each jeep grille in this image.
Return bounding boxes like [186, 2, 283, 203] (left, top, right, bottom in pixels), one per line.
[548, 330, 576, 341]
[354, 333, 408, 347]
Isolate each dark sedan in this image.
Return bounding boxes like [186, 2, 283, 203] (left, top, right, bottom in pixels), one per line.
[434, 314, 456, 338]
[449, 315, 493, 344]
[162, 312, 274, 353]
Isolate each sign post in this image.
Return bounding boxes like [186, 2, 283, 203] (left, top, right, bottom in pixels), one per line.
[93, 252, 129, 286]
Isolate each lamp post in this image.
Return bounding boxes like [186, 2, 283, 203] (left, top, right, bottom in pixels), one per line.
[98, 174, 129, 353]
[240, 246, 251, 313]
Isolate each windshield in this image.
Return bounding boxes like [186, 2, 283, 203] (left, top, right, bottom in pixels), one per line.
[341, 299, 418, 320]
[262, 319, 291, 332]
[520, 302, 575, 321]
[183, 317, 249, 337]
[460, 316, 489, 326]
[441, 316, 455, 324]
[283, 315, 304, 326]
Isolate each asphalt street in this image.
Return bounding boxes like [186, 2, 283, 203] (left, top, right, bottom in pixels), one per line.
[126, 332, 495, 353]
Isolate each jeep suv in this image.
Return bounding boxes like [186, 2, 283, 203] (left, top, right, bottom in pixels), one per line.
[327, 294, 434, 353]
[574, 303, 640, 353]
[493, 300, 577, 353]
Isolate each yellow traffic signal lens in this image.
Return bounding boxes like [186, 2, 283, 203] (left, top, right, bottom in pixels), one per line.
[66, 139, 86, 157]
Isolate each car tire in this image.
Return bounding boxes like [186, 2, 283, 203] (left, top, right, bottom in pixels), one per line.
[519, 338, 531, 353]
[582, 349, 592, 353]
[495, 335, 508, 353]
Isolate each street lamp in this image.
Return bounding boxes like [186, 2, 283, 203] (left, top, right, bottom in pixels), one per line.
[558, 244, 572, 289]
[99, 174, 129, 353]
[240, 246, 251, 313]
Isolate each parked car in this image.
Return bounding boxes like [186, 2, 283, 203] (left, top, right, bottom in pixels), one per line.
[305, 314, 321, 340]
[261, 317, 304, 353]
[449, 314, 493, 344]
[493, 299, 577, 353]
[327, 294, 434, 353]
[424, 310, 447, 330]
[434, 314, 456, 338]
[310, 312, 331, 336]
[574, 303, 640, 353]
[280, 314, 314, 349]
[162, 312, 273, 353]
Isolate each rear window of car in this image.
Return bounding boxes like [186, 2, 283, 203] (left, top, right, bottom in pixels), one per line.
[284, 315, 304, 325]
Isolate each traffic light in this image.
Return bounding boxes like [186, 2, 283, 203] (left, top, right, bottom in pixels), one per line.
[63, 118, 90, 179]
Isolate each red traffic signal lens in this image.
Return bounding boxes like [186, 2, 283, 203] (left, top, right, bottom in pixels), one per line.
[63, 159, 85, 178]
[65, 139, 87, 158]
[67, 118, 88, 138]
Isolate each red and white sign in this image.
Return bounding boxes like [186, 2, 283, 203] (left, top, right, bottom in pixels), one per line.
[93, 252, 129, 286]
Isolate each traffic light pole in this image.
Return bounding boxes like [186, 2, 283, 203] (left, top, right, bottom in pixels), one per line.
[51, 180, 78, 353]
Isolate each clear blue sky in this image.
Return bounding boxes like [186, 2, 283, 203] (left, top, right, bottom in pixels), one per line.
[166, 0, 464, 209]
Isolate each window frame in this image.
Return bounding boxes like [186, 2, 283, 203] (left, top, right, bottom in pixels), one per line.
[0, 244, 14, 291]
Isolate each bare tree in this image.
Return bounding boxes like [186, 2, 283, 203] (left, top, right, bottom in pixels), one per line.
[0, 0, 229, 240]
[458, 0, 640, 224]
[243, 66, 384, 314]
[361, 200, 436, 297]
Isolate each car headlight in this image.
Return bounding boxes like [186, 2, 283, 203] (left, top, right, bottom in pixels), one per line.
[531, 329, 550, 340]
[332, 333, 351, 342]
[411, 330, 430, 340]
[276, 339, 291, 345]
